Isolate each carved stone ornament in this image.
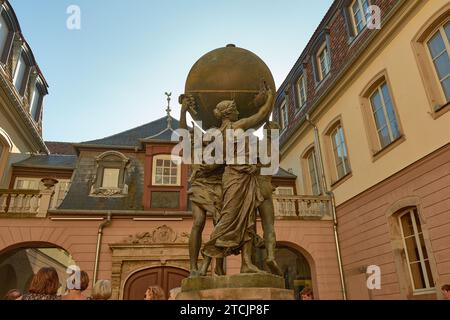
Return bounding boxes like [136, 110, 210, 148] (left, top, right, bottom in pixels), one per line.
[121, 225, 190, 244]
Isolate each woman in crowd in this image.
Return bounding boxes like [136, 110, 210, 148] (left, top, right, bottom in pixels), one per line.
[21, 267, 61, 300]
[62, 270, 89, 300]
[91, 280, 112, 300]
[144, 285, 165, 300]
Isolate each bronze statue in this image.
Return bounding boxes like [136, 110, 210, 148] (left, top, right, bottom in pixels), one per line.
[257, 121, 282, 276]
[199, 82, 274, 275]
[179, 96, 225, 277]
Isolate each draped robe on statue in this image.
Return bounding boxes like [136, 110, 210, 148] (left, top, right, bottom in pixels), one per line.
[202, 123, 264, 258]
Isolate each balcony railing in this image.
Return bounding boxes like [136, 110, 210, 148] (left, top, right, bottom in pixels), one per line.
[273, 194, 332, 220]
[0, 178, 57, 217]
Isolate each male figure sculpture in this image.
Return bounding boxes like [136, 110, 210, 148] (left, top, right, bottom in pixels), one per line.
[179, 95, 225, 277]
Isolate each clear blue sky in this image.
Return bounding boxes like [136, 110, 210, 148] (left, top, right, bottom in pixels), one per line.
[10, 0, 332, 142]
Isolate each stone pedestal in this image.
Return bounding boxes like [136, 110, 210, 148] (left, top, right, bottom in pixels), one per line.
[178, 273, 294, 300]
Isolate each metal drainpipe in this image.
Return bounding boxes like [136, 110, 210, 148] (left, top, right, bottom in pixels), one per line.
[305, 114, 347, 300]
[93, 212, 112, 286]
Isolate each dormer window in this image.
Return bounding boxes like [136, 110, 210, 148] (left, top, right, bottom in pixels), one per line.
[13, 51, 29, 95]
[91, 151, 130, 197]
[0, 11, 10, 62]
[316, 43, 331, 81]
[350, 0, 371, 36]
[279, 98, 288, 131]
[295, 73, 307, 110]
[29, 79, 44, 121]
[102, 168, 120, 188]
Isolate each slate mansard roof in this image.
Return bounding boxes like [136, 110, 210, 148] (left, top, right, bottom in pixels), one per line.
[12, 154, 77, 170]
[79, 116, 181, 148]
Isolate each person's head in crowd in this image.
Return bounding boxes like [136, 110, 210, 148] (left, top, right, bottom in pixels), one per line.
[62, 270, 89, 300]
[29, 267, 60, 296]
[168, 287, 181, 300]
[300, 287, 314, 300]
[21, 267, 61, 300]
[4, 289, 21, 300]
[144, 285, 165, 300]
[91, 280, 112, 300]
[442, 284, 450, 300]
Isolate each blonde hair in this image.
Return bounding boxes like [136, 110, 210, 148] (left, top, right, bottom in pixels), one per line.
[91, 280, 112, 300]
[168, 287, 182, 300]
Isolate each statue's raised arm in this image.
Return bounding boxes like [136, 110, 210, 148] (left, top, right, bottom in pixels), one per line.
[233, 81, 274, 131]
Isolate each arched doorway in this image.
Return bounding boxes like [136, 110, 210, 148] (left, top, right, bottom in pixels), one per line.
[254, 243, 312, 299]
[123, 266, 189, 300]
[0, 242, 76, 298]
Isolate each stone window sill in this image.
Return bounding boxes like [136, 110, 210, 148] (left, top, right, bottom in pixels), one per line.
[371, 135, 406, 162]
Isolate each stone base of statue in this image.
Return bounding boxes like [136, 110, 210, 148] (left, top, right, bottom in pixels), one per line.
[177, 273, 294, 300]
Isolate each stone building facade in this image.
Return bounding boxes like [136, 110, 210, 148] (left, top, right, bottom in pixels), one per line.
[274, 0, 450, 299]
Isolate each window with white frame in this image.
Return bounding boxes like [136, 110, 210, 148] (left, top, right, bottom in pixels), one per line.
[296, 74, 307, 110]
[427, 21, 450, 101]
[370, 82, 401, 148]
[152, 155, 181, 186]
[0, 12, 10, 60]
[350, 0, 371, 35]
[13, 52, 27, 93]
[331, 125, 350, 179]
[398, 208, 435, 292]
[316, 43, 331, 81]
[307, 150, 321, 196]
[280, 100, 288, 130]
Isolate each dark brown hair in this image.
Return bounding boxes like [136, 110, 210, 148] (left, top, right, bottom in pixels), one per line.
[28, 267, 60, 295]
[442, 284, 450, 291]
[300, 287, 314, 298]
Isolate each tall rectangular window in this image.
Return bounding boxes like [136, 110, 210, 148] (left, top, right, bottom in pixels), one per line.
[307, 150, 320, 196]
[427, 22, 450, 101]
[331, 126, 350, 179]
[0, 13, 9, 60]
[29, 83, 41, 121]
[280, 100, 288, 130]
[399, 208, 435, 292]
[351, 0, 371, 35]
[102, 168, 120, 188]
[296, 74, 307, 110]
[370, 82, 401, 148]
[13, 53, 26, 93]
[317, 43, 331, 81]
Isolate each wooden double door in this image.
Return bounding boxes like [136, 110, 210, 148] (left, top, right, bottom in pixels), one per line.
[123, 266, 189, 300]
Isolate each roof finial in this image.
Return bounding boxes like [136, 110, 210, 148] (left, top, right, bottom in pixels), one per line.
[165, 92, 172, 129]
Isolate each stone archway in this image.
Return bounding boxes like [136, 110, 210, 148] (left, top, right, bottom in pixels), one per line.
[123, 266, 189, 300]
[109, 225, 191, 300]
[253, 241, 315, 299]
[0, 241, 76, 296]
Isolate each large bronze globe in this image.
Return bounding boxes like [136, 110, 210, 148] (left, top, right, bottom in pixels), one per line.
[184, 44, 276, 129]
